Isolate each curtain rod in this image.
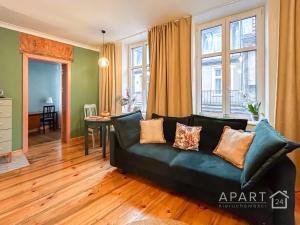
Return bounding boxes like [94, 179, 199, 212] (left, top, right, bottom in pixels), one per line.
[115, 0, 241, 42]
[115, 16, 191, 42]
[114, 30, 147, 42]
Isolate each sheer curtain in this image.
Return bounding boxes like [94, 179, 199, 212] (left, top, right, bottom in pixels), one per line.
[146, 17, 192, 118]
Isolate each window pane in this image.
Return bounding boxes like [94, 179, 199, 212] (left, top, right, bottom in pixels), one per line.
[131, 46, 143, 67]
[201, 56, 222, 113]
[144, 67, 150, 112]
[230, 16, 256, 50]
[201, 26, 222, 54]
[146, 45, 149, 65]
[131, 68, 143, 110]
[230, 51, 256, 114]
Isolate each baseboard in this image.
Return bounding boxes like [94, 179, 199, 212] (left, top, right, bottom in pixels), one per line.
[70, 136, 84, 141]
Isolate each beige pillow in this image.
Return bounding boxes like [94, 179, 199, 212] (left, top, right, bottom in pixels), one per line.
[140, 118, 166, 144]
[173, 123, 202, 151]
[213, 126, 255, 168]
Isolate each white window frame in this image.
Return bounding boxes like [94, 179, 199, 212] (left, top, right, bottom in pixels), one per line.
[128, 41, 149, 113]
[195, 7, 264, 118]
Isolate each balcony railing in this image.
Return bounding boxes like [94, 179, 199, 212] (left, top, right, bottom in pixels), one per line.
[202, 90, 251, 114]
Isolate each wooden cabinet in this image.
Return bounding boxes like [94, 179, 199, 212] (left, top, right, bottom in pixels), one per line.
[0, 98, 12, 162]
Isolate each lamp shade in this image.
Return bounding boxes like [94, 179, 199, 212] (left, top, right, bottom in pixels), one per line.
[98, 57, 109, 68]
[46, 97, 53, 104]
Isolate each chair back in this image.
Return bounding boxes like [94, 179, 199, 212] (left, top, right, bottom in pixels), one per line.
[43, 105, 55, 119]
[84, 104, 97, 118]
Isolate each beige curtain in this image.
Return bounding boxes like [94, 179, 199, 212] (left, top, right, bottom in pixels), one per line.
[99, 43, 116, 114]
[275, 0, 300, 142]
[275, 0, 300, 191]
[146, 17, 192, 118]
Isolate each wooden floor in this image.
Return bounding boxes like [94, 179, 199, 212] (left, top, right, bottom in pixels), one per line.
[0, 140, 299, 225]
[28, 129, 61, 147]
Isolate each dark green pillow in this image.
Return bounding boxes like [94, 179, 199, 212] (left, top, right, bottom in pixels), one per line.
[111, 111, 143, 149]
[241, 119, 300, 190]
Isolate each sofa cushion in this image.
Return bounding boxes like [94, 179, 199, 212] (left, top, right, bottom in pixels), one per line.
[213, 126, 255, 168]
[191, 115, 248, 151]
[140, 119, 166, 144]
[170, 151, 243, 193]
[126, 143, 179, 176]
[152, 113, 192, 143]
[241, 119, 300, 190]
[111, 111, 143, 149]
[173, 123, 202, 151]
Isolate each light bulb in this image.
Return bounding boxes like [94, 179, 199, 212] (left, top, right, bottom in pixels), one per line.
[98, 57, 109, 68]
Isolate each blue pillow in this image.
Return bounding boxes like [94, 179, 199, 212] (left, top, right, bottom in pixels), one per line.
[241, 119, 300, 190]
[111, 111, 143, 149]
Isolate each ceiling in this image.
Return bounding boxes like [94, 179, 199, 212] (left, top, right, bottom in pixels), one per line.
[0, 0, 253, 49]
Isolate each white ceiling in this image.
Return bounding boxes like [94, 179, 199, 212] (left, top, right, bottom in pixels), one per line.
[0, 0, 262, 50]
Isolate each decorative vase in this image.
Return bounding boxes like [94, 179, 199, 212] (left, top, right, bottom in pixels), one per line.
[252, 114, 259, 121]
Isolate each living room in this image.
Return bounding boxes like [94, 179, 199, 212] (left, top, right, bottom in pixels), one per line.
[0, 0, 299, 224]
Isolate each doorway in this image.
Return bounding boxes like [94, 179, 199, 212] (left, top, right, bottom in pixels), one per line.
[22, 54, 71, 153]
[28, 59, 62, 146]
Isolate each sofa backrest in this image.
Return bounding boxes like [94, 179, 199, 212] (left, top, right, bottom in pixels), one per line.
[191, 115, 248, 151]
[152, 113, 192, 143]
[111, 111, 143, 149]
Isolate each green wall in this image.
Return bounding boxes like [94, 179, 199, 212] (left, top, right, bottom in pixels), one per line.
[0, 27, 99, 150]
[71, 47, 99, 137]
[0, 27, 22, 150]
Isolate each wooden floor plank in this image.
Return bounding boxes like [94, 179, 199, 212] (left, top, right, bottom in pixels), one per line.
[0, 151, 99, 192]
[98, 178, 170, 225]
[24, 171, 130, 225]
[0, 140, 298, 225]
[0, 154, 102, 201]
[0, 158, 111, 215]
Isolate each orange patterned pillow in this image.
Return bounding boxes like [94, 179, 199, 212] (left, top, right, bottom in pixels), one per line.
[213, 126, 255, 168]
[173, 123, 202, 150]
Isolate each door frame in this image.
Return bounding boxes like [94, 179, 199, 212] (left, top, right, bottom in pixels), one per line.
[22, 53, 71, 153]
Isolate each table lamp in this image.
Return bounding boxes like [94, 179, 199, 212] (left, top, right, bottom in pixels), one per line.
[46, 97, 53, 105]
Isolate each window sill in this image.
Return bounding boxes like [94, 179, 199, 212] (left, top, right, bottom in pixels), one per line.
[247, 120, 259, 126]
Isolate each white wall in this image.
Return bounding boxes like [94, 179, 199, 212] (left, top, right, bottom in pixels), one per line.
[265, 0, 280, 126]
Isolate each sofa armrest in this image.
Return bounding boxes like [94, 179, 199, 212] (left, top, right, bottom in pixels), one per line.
[266, 156, 296, 225]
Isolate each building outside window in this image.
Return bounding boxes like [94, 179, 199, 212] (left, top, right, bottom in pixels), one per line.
[128, 42, 149, 113]
[195, 8, 264, 118]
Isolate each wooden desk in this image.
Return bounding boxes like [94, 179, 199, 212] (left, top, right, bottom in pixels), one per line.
[28, 113, 41, 132]
[28, 112, 58, 133]
[84, 117, 112, 158]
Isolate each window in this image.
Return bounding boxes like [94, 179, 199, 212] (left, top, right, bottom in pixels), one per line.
[128, 42, 149, 113]
[196, 8, 264, 118]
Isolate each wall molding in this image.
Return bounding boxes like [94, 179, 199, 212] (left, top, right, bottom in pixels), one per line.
[0, 20, 99, 52]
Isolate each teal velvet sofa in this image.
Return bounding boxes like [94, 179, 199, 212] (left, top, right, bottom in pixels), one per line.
[110, 111, 296, 225]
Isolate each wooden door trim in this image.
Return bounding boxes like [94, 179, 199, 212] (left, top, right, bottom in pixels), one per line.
[22, 53, 71, 153]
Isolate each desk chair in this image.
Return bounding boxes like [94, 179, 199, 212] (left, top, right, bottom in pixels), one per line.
[40, 105, 55, 134]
